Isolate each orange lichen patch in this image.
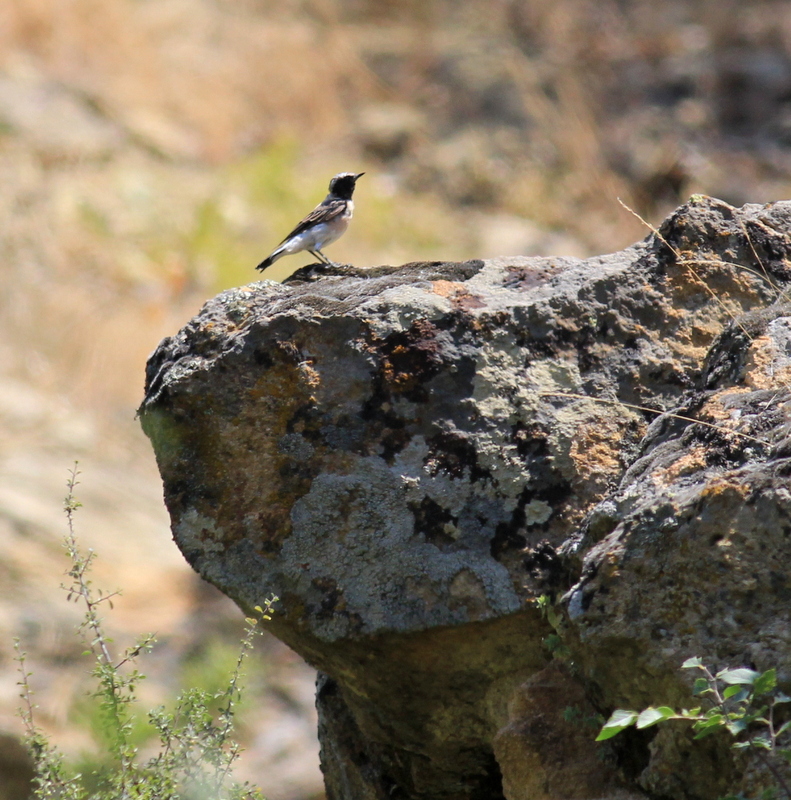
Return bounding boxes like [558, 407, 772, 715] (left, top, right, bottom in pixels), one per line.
[667, 256, 723, 296]
[430, 280, 486, 310]
[697, 389, 751, 424]
[568, 418, 634, 492]
[666, 338, 711, 363]
[676, 255, 752, 288]
[698, 477, 750, 505]
[655, 445, 708, 485]
[298, 361, 322, 389]
[594, 546, 624, 583]
[666, 314, 728, 359]
[381, 347, 419, 391]
[742, 334, 791, 389]
[648, 309, 722, 365]
[431, 280, 461, 297]
[743, 335, 776, 389]
[668, 261, 761, 322]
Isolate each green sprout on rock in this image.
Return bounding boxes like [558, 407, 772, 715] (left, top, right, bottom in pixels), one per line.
[597, 657, 791, 799]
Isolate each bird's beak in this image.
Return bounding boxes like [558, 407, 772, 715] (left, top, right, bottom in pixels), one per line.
[355, 172, 365, 181]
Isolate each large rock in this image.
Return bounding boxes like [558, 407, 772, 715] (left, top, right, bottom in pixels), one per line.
[563, 300, 791, 798]
[139, 197, 791, 799]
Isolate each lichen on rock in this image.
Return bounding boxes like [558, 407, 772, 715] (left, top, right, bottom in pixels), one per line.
[140, 197, 791, 800]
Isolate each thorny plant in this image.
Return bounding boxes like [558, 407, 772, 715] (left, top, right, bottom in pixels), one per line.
[16, 464, 276, 800]
[598, 657, 791, 800]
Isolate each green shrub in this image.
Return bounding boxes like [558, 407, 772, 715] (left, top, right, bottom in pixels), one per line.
[16, 465, 276, 800]
[598, 657, 791, 799]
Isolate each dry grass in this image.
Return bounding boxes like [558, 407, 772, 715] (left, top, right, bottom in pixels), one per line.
[0, 0, 378, 160]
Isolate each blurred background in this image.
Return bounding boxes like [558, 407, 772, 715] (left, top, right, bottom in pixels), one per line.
[1, 0, 791, 797]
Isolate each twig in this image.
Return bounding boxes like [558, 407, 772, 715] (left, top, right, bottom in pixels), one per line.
[63, 464, 134, 793]
[617, 197, 755, 340]
[540, 391, 770, 447]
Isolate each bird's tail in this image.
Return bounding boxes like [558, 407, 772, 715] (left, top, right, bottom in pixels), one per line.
[256, 247, 284, 272]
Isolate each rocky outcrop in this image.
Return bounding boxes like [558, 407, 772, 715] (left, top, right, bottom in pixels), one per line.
[563, 299, 791, 798]
[139, 197, 791, 799]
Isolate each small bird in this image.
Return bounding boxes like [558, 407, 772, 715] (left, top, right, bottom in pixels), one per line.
[256, 171, 364, 272]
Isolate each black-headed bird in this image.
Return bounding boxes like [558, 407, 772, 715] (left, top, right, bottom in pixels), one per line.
[256, 172, 364, 272]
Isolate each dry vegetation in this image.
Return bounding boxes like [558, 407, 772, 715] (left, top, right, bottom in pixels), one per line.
[1, 0, 791, 798]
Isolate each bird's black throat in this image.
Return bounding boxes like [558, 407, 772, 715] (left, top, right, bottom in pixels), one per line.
[328, 172, 363, 201]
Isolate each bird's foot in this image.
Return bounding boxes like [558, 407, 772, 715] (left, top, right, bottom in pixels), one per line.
[283, 261, 353, 283]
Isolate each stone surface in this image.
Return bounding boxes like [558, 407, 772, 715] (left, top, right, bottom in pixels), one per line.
[492, 661, 624, 800]
[0, 733, 34, 800]
[140, 197, 791, 799]
[563, 302, 791, 797]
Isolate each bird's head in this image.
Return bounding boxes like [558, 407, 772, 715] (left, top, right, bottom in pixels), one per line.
[329, 172, 364, 200]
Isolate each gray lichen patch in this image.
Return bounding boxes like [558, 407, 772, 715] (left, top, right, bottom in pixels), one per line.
[139, 199, 791, 800]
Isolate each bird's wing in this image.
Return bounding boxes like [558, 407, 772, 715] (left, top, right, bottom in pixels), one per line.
[278, 198, 347, 244]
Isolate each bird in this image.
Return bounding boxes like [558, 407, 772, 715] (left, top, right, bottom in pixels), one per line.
[255, 171, 364, 272]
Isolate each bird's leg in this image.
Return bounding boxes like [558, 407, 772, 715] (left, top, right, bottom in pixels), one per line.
[308, 249, 331, 266]
[313, 249, 339, 267]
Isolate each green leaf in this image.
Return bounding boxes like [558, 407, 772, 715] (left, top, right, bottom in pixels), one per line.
[775, 692, 791, 705]
[751, 735, 772, 750]
[776, 721, 791, 737]
[693, 719, 723, 739]
[605, 709, 639, 727]
[753, 669, 777, 695]
[723, 685, 750, 702]
[693, 678, 710, 696]
[682, 657, 704, 669]
[595, 725, 629, 741]
[744, 706, 769, 724]
[636, 707, 676, 729]
[717, 668, 761, 685]
[726, 719, 748, 735]
[596, 710, 638, 741]
[693, 714, 724, 738]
